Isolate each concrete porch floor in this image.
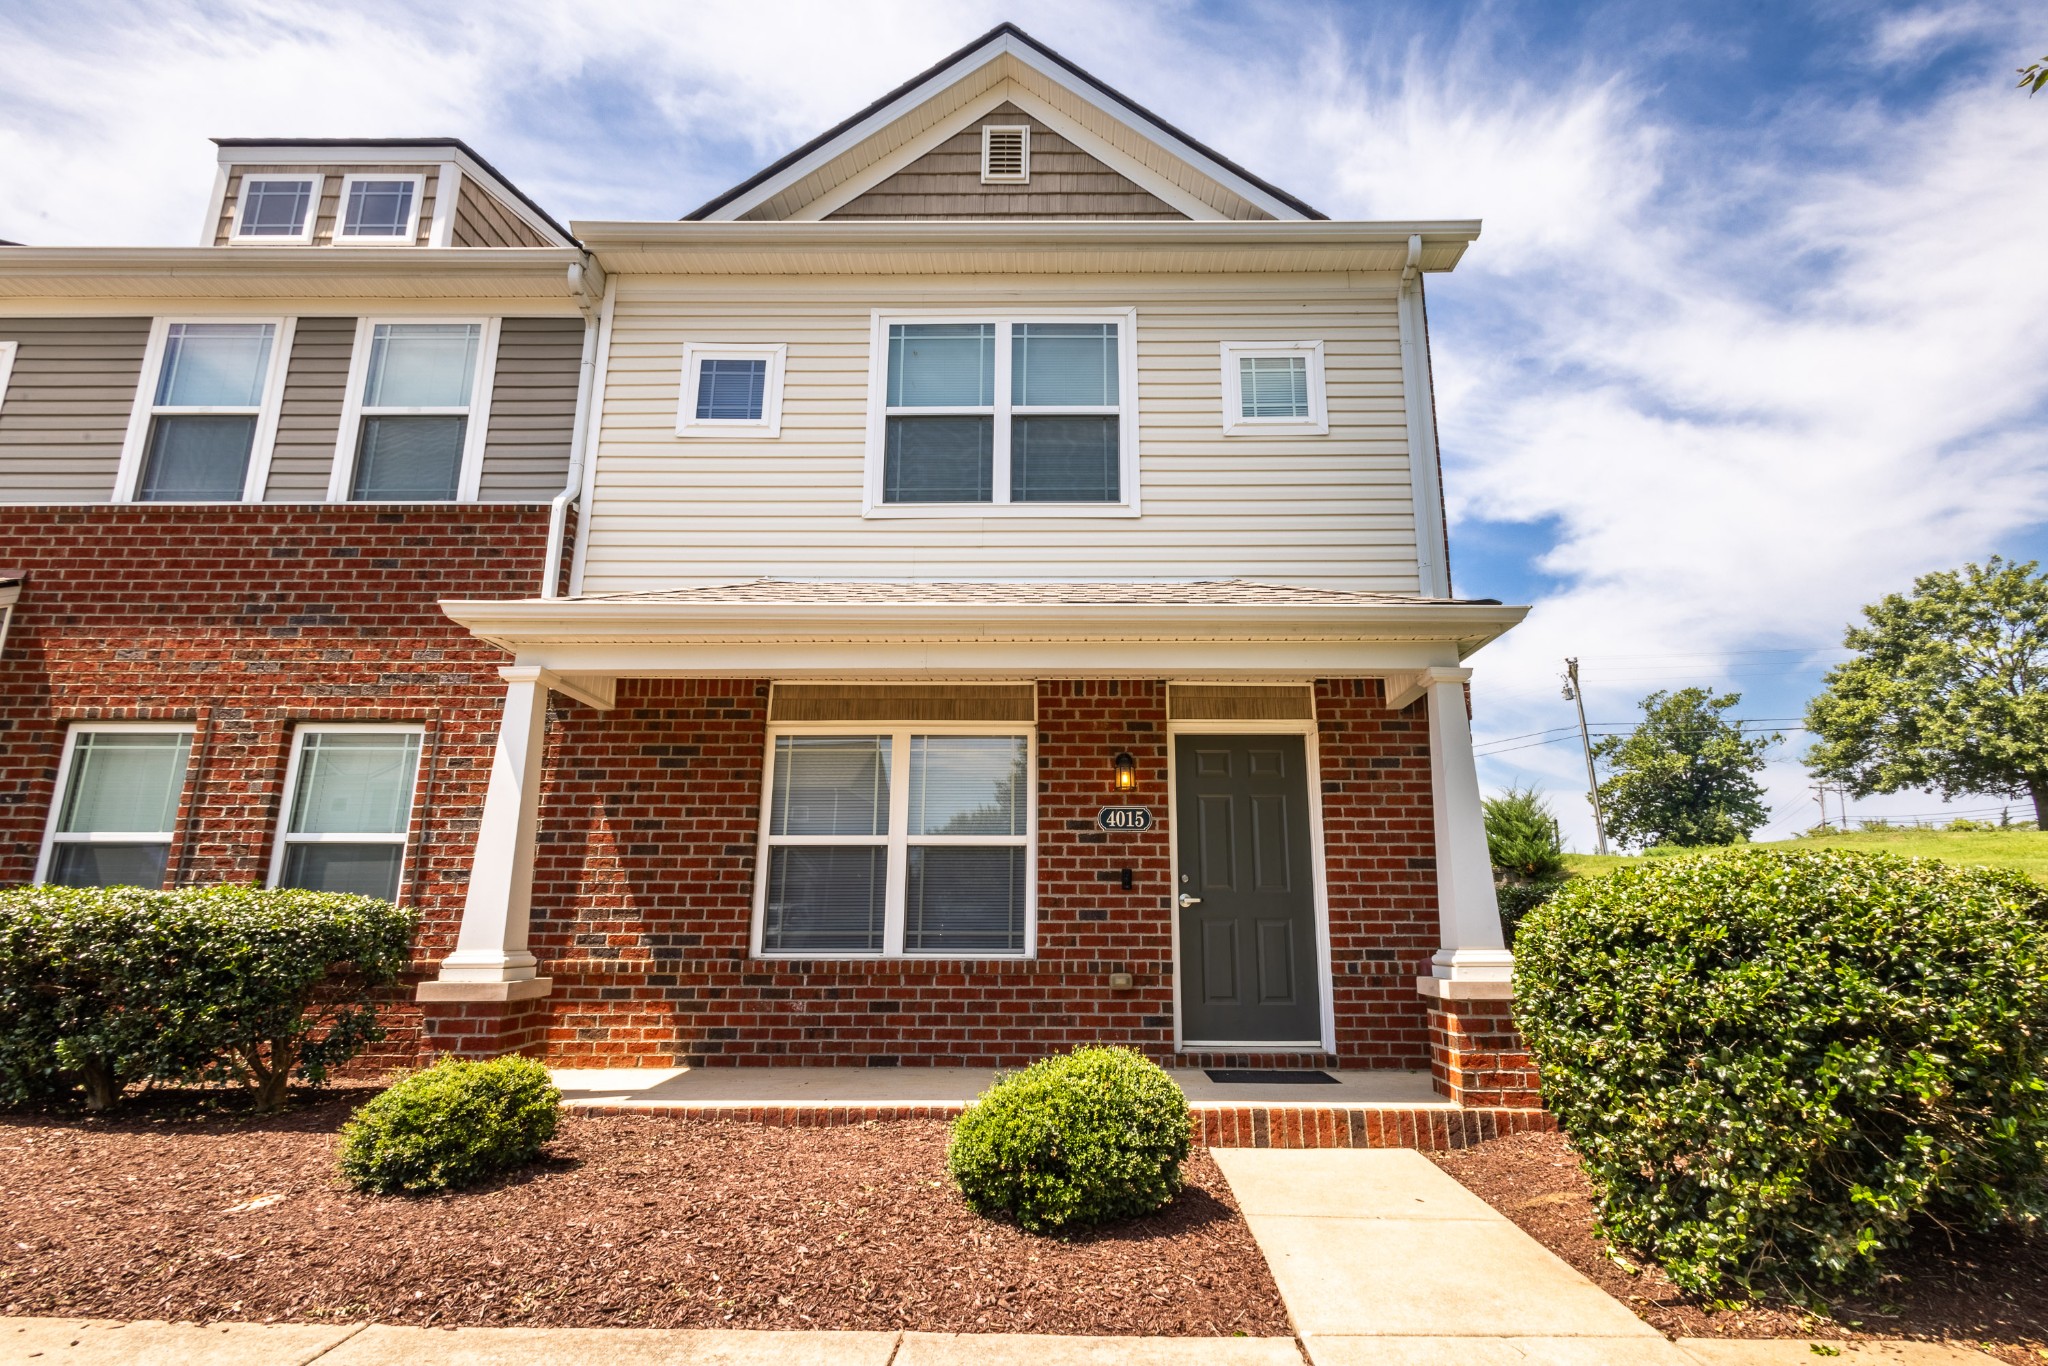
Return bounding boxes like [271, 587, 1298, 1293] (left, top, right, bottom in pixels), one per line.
[550, 1065, 1449, 1110]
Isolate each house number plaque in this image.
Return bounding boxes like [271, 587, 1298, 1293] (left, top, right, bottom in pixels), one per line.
[1097, 807, 1153, 831]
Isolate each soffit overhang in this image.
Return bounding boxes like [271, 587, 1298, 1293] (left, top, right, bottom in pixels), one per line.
[576, 220, 1480, 278]
[0, 247, 586, 302]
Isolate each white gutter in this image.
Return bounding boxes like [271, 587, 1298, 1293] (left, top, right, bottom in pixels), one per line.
[1399, 234, 1453, 599]
[542, 258, 610, 598]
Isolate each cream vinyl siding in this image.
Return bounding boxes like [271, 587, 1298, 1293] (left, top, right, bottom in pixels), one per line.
[0, 316, 151, 503]
[264, 315, 356, 500]
[578, 274, 1419, 592]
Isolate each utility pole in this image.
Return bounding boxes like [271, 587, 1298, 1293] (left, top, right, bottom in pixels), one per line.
[1563, 658, 1610, 856]
[1813, 784, 1832, 832]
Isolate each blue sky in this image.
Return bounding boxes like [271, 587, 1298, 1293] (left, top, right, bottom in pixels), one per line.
[3, 0, 2044, 844]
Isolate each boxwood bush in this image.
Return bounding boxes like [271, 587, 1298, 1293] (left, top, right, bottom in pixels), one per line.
[947, 1045, 1191, 1234]
[0, 884, 413, 1112]
[338, 1055, 560, 1195]
[1515, 848, 2048, 1292]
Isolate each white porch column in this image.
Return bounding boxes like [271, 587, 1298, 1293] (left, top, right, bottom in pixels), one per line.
[423, 665, 554, 994]
[1392, 666, 1513, 996]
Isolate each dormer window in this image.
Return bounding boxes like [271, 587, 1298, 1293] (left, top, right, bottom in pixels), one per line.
[980, 125, 1029, 183]
[229, 174, 320, 244]
[335, 174, 425, 244]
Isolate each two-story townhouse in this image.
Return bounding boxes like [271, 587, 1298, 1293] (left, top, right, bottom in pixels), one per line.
[0, 141, 597, 1055]
[408, 25, 1535, 1115]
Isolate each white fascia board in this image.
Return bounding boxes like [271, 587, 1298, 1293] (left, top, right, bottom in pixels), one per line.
[703, 33, 1307, 223]
[0, 247, 586, 303]
[216, 143, 457, 167]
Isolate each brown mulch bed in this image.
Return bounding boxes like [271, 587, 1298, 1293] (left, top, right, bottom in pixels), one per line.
[1434, 1130, 2048, 1366]
[0, 1091, 1288, 1336]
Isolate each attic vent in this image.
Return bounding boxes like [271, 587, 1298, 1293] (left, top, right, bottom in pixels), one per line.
[981, 124, 1030, 183]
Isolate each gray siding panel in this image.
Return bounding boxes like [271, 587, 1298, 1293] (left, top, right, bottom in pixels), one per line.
[265, 316, 355, 501]
[453, 182, 550, 248]
[479, 317, 582, 500]
[0, 317, 150, 503]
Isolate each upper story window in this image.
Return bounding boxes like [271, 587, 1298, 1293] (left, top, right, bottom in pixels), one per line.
[127, 320, 286, 502]
[1219, 340, 1328, 436]
[676, 341, 786, 438]
[229, 174, 320, 244]
[865, 310, 1139, 517]
[335, 174, 425, 244]
[334, 320, 494, 501]
[37, 725, 194, 889]
[981, 124, 1030, 183]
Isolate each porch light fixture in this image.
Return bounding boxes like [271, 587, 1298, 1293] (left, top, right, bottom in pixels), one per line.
[1112, 751, 1137, 791]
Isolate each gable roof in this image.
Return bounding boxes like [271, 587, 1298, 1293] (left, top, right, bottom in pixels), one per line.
[685, 22, 1324, 223]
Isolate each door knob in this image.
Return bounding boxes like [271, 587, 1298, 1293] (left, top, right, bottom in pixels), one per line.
[1178, 893, 1203, 908]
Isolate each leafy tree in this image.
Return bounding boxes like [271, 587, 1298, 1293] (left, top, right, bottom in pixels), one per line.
[1807, 558, 2048, 827]
[2022, 55, 2047, 94]
[1592, 687, 1776, 849]
[1483, 785, 1566, 880]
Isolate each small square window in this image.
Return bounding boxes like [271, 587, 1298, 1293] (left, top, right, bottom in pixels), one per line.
[676, 343, 785, 438]
[1219, 341, 1328, 436]
[335, 175, 425, 244]
[231, 175, 320, 243]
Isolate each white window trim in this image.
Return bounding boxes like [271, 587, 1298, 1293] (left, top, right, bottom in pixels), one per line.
[0, 340, 16, 414]
[980, 123, 1031, 183]
[267, 723, 425, 896]
[862, 307, 1141, 519]
[228, 173, 323, 245]
[328, 316, 501, 503]
[750, 722, 1039, 961]
[675, 341, 786, 439]
[332, 173, 427, 246]
[34, 722, 196, 886]
[1219, 340, 1329, 436]
[113, 316, 295, 503]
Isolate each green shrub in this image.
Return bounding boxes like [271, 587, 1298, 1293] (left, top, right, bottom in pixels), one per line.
[0, 884, 413, 1112]
[1496, 875, 1570, 946]
[1515, 848, 2048, 1293]
[338, 1055, 561, 1195]
[1484, 785, 1567, 880]
[947, 1045, 1191, 1234]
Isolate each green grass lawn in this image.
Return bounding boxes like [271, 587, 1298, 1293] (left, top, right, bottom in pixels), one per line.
[1563, 825, 2048, 881]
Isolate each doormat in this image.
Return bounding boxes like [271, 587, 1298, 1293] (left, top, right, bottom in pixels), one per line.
[1203, 1069, 1339, 1084]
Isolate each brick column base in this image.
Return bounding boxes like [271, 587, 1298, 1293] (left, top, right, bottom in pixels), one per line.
[1427, 996, 1542, 1108]
[418, 999, 552, 1060]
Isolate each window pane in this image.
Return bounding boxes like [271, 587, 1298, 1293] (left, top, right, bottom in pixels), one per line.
[289, 732, 421, 835]
[58, 732, 191, 834]
[155, 322, 275, 406]
[49, 843, 170, 890]
[909, 735, 1026, 836]
[770, 736, 890, 836]
[1011, 415, 1119, 502]
[1012, 323, 1117, 406]
[905, 846, 1025, 953]
[883, 416, 993, 503]
[138, 415, 256, 500]
[281, 843, 404, 900]
[363, 323, 479, 407]
[695, 358, 767, 420]
[764, 846, 885, 952]
[1240, 355, 1310, 418]
[240, 180, 313, 236]
[343, 179, 416, 237]
[887, 324, 994, 407]
[352, 416, 465, 500]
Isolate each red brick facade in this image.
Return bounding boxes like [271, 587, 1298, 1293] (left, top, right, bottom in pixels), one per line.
[1428, 997, 1542, 1108]
[513, 676, 1445, 1071]
[0, 503, 550, 990]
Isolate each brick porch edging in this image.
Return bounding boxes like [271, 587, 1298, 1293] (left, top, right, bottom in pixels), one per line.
[563, 1102, 1554, 1149]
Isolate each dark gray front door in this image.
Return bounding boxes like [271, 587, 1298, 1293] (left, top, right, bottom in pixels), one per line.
[1175, 734, 1321, 1043]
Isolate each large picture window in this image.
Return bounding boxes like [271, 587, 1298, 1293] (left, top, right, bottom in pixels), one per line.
[37, 725, 194, 888]
[270, 726, 423, 902]
[332, 319, 495, 502]
[756, 728, 1033, 957]
[865, 310, 1138, 516]
[128, 320, 286, 501]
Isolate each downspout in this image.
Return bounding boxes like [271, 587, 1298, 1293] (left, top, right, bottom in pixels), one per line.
[1398, 235, 1453, 600]
[542, 255, 607, 598]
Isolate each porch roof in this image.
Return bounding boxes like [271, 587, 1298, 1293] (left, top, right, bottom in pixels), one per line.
[439, 578, 1528, 678]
